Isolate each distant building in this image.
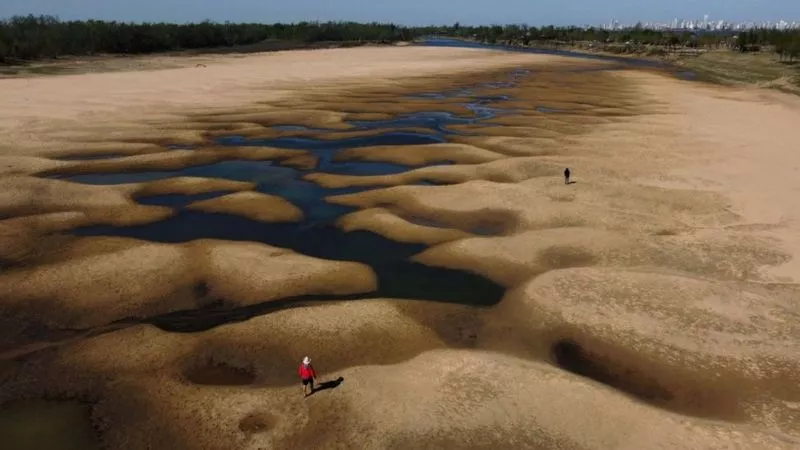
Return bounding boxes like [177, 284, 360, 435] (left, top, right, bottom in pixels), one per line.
[596, 15, 799, 31]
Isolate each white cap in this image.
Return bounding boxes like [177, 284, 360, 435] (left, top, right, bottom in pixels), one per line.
[303, 356, 310, 365]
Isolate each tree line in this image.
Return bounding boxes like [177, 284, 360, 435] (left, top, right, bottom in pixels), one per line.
[0, 15, 415, 62]
[2, 15, 800, 63]
[438, 23, 800, 60]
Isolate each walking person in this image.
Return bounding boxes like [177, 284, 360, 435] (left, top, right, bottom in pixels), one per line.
[298, 356, 317, 397]
[564, 167, 571, 185]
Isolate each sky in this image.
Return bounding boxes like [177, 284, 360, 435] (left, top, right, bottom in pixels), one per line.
[2, 0, 799, 27]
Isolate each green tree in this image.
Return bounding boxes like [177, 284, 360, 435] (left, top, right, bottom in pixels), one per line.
[788, 34, 800, 62]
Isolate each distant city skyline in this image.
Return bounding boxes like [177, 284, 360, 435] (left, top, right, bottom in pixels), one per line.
[598, 16, 799, 31]
[1, 0, 799, 27]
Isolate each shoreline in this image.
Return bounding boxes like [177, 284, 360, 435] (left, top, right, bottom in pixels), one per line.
[440, 37, 800, 92]
[0, 46, 577, 157]
[0, 40, 409, 78]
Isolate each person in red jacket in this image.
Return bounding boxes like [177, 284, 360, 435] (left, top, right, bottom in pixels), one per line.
[298, 356, 317, 397]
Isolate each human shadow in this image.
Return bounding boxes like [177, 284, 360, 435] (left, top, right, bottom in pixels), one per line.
[309, 377, 344, 396]
[567, 181, 577, 185]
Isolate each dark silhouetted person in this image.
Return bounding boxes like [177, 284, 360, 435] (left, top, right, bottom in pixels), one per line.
[564, 168, 571, 184]
[298, 356, 317, 397]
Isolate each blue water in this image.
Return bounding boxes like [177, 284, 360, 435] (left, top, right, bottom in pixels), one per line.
[55, 55, 673, 327]
[417, 37, 673, 70]
[137, 190, 239, 208]
[44, 39, 709, 333]
[217, 130, 445, 150]
[59, 79, 538, 321]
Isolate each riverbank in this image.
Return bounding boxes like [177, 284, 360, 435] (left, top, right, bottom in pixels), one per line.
[536, 42, 800, 92]
[442, 36, 800, 93]
[0, 40, 410, 78]
[0, 45, 554, 157]
[1, 45, 799, 449]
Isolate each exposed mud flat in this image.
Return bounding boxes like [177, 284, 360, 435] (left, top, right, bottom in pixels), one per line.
[1, 45, 800, 449]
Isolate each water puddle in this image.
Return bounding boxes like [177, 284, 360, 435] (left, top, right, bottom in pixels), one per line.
[73, 209, 504, 308]
[536, 106, 569, 113]
[0, 399, 99, 450]
[137, 190, 239, 208]
[54, 69, 574, 321]
[60, 170, 179, 185]
[217, 130, 445, 149]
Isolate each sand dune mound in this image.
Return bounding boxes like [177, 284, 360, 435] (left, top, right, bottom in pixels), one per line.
[0, 175, 174, 227]
[185, 191, 304, 223]
[336, 207, 473, 245]
[38, 146, 311, 177]
[307, 156, 563, 188]
[0, 237, 376, 329]
[484, 267, 800, 432]
[448, 135, 566, 157]
[285, 350, 800, 449]
[0, 212, 88, 266]
[0, 155, 72, 176]
[4, 297, 442, 397]
[38, 149, 219, 176]
[116, 176, 256, 198]
[327, 174, 749, 239]
[0, 301, 448, 448]
[414, 227, 637, 286]
[2, 45, 800, 449]
[333, 142, 506, 166]
[197, 239, 377, 305]
[0, 239, 198, 329]
[328, 181, 528, 234]
[41, 142, 166, 160]
[10, 301, 798, 450]
[190, 109, 353, 130]
[413, 226, 788, 286]
[0, 175, 135, 215]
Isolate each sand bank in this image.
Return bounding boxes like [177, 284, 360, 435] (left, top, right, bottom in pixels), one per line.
[1, 45, 800, 449]
[0, 237, 376, 329]
[185, 192, 304, 223]
[0, 46, 575, 157]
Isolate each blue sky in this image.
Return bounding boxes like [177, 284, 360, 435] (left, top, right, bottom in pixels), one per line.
[2, 0, 799, 26]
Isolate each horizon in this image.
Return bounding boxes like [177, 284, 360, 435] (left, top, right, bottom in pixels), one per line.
[2, 0, 799, 27]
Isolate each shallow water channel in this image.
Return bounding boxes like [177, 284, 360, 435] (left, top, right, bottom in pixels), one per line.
[52, 54, 660, 316]
[52, 72, 544, 312]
